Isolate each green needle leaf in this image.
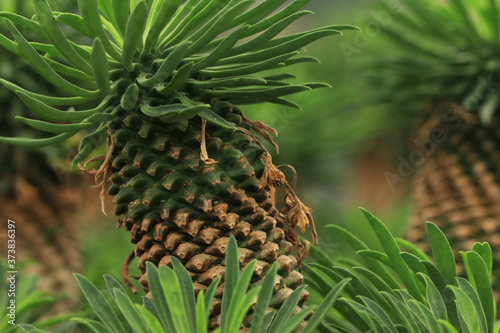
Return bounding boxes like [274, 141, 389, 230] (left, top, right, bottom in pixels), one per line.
[268, 285, 307, 332]
[419, 273, 448, 322]
[113, 288, 149, 333]
[356, 250, 391, 266]
[120, 83, 140, 110]
[157, 0, 200, 45]
[98, 0, 115, 24]
[72, 123, 108, 166]
[382, 292, 420, 333]
[191, 24, 249, 72]
[158, 266, 191, 333]
[184, 0, 255, 56]
[143, 0, 185, 56]
[112, 0, 129, 36]
[140, 101, 210, 120]
[230, 0, 288, 30]
[199, 51, 297, 78]
[359, 296, 398, 333]
[471, 242, 493, 277]
[16, 91, 110, 122]
[140, 103, 188, 117]
[73, 273, 127, 333]
[225, 260, 258, 331]
[204, 276, 221, 321]
[0, 32, 18, 54]
[15, 117, 95, 134]
[396, 238, 432, 261]
[218, 30, 340, 65]
[196, 290, 207, 333]
[0, 11, 48, 40]
[155, 62, 193, 96]
[360, 208, 423, 302]
[139, 41, 191, 86]
[91, 38, 111, 94]
[0, 79, 93, 105]
[244, 0, 312, 37]
[426, 221, 457, 286]
[448, 286, 481, 333]
[70, 319, 112, 333]
[278, 308, 314, 333]
[205, 85, 311, 100]
[220, 236, 239, 332]
[249, 263, 277, 333]
[171, 257, 196, 332]
[122, 1, 148, 71]
[0, 132, 76, 148]
[226, 11, 312, 58]
[465, 251, 495, 332]
[146, 262, 176, 333]
[103, 275, 127, 300]
[78, 0, 121, 61]
[187, 76, 267, 89]
[55, 13, 93, 38]
[163, 0, 233, 48]
[44, 57, 95, 81]
[199, 109, 237, 131]
[456, 277, 489, 333]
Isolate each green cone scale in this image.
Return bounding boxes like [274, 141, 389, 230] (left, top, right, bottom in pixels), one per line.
[0, 0, 352, 327]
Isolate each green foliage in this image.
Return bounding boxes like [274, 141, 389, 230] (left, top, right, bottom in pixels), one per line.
[0, 0, 357, 165]
[0, 261, 74, 333]
[305, 208, 498, 333]
[369, 0, 500, 124]
[0, 0, 82, 196]
[21, 236, 348, 333]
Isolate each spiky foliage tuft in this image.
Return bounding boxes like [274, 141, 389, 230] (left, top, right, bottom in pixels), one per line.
[306, 209, 498, 333]
[370, 0, 500, 123]
[0, 261, 76, 332]
[0, 0, 356, 165]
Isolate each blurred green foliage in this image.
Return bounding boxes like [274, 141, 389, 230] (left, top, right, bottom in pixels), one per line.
[242, 0, 415, 249]
[0, 261, 76, 332]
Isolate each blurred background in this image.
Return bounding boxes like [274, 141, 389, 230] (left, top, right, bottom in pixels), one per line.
[4, 0, 499, 331]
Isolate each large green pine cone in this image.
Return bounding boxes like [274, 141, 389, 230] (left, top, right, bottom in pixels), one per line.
[407, 102, 500, 300]
[107, 101, 308, 328]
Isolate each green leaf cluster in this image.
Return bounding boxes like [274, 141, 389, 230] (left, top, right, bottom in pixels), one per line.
[0, 261, 75, 333]
[22, 236, 348, 333]
[305, 208, 499, 333]
[0, 0, 355, 165]
[368, 0, 500, 124]
[0, 0, 80, 194]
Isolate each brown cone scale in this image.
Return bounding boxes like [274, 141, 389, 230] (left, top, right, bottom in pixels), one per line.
[105, 101, 308, 328]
